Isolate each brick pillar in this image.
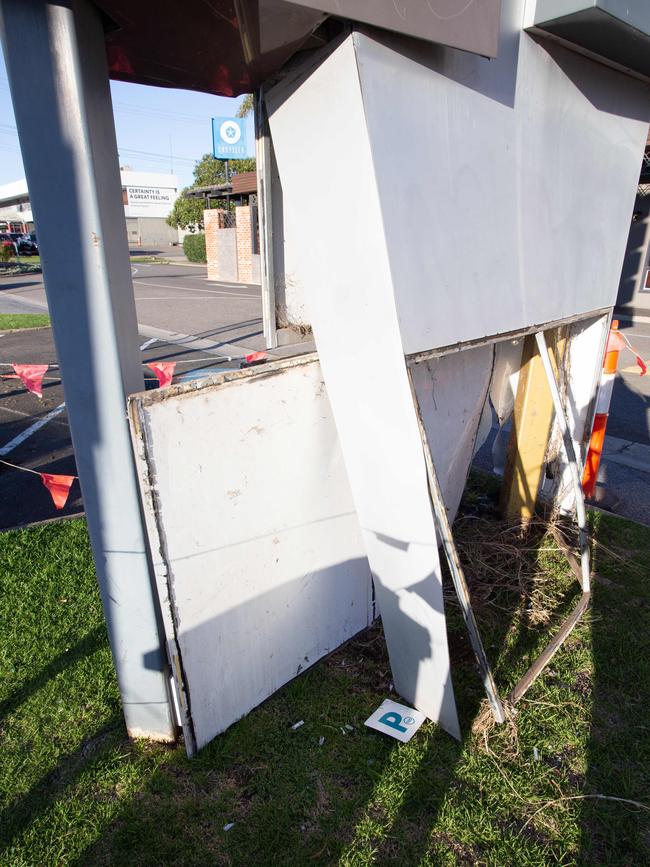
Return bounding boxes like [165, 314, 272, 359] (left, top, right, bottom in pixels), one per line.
[204, 208, 228, 281]
[235, 205, 253, 284]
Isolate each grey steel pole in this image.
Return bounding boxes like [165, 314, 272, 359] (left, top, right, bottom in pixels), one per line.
[255, 88, 278, 349]
[0, 0, 175, 740]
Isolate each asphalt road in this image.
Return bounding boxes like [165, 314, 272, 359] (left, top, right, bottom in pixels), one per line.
[2, 257, 649, 528]
[0, 260, 267, 356]
[608, 318, 650, 445]
[0, 325, 241, 529]
[0, 256, 317, 530]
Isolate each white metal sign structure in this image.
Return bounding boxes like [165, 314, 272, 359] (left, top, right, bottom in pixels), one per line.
[130, 347, 497, 750]
[268, 19, 649, 340]
[129, 356, 373, 754]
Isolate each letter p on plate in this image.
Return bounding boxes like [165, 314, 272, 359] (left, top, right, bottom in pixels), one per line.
[365, 699, 426, 743]
[378, 711, 407, 733]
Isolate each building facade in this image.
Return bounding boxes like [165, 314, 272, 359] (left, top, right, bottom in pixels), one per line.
[0, 168, 179, 246]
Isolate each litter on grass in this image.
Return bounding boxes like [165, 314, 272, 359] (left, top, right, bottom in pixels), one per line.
[365, 699, 425, 743]
[291, 719, 304, 730]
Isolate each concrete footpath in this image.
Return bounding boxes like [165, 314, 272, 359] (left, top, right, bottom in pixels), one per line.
[595, 435, 650, 526]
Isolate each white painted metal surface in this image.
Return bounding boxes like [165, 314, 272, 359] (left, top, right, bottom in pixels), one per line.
[289, 0, 502, 58]
[358, 23, 648, 353]
[263, 13, 649, 739]
[550, 313, 610, 512]
[410, 345, 495, 522]
[268, 41, 462, 738]
[130, 346, 495, 749]
[130, 356, 373, 754]
[268, 7, 649, 344]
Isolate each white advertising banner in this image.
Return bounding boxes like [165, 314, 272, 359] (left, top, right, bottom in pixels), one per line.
[123, 185, 176, 218]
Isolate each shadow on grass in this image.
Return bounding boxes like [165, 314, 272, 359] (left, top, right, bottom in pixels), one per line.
[8, 482, 645, 865]
[0, 625, 105, 720]
[71, 487, 571, 866]
[0, 715, 124, 854]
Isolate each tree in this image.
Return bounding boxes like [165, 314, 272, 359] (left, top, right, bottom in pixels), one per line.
[237, 94, 254, 118]
[192, 154, 256, 188]
[166, 154, 257, 231]
[166, 191, 205, 232]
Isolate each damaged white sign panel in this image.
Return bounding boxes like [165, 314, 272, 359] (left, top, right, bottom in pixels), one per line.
[129, 356, 373, 755]
[265, 9, 649, 737]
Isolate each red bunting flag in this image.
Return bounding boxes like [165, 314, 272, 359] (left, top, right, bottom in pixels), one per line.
[147, 362, 176, 388]
[607, 330, 647, 375]
[606, 330, 626, 353]
[40, 473, 75, 510]
[9, 364, 49, 397]
[245, 352, 267, 364]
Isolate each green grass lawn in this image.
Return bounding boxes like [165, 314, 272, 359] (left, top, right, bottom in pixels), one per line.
[0, 484, 648, 866]
[0, 313, 50, 331]
[129, 256, 171, 264]
[10, 255, 41, 265]
[0, 257, 41, 276]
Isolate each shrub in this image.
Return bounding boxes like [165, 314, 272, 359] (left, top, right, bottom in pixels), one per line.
[183, 233, 206, 263]
[0, 241, 13, 263]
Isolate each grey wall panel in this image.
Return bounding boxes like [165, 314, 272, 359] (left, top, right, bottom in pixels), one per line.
[288, 0, 501, 58]
[530, 0, 650, 82]
[354, 12, 649, 353]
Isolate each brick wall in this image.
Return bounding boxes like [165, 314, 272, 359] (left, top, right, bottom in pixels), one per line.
[205, 206, 259, 284]
[235, 205, 253, 284]
[205, 209, 230, 281]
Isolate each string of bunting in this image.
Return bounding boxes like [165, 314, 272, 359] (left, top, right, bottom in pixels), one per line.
[0, 360, 180, 510]
[0, 350, 269, 511]
[607, 329, 647, 375]
[1, 364, 49, 397]
[0, 457, 76, 510]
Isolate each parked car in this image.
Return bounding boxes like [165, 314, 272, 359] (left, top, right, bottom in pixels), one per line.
[0, 232, 17, 255]
[9, 232, 38, 255]
[29, 233, 38, 252]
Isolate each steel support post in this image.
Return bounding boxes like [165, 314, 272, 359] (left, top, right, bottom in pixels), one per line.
[0, 0, 175, 739]
[255, 88, 278, 349]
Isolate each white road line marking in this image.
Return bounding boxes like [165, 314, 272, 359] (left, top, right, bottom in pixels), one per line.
[132, 279, 260, 299]
[0, 402, 67, 457]
[135, 296, 250, 301]
[139, 337, 158, 351]
[0, 404, 67, 424]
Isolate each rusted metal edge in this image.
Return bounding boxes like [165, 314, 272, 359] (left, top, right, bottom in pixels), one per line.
[127, 396, 197, 754]
[128, 350, 320, 409]
[407, 368, 506, 725]
[507, 326, 594, 706]
[406, 307, 611, 366]
[535, 331, 591, 592]
[548, 522, 585, 586]
[508, 592, 591, 705]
